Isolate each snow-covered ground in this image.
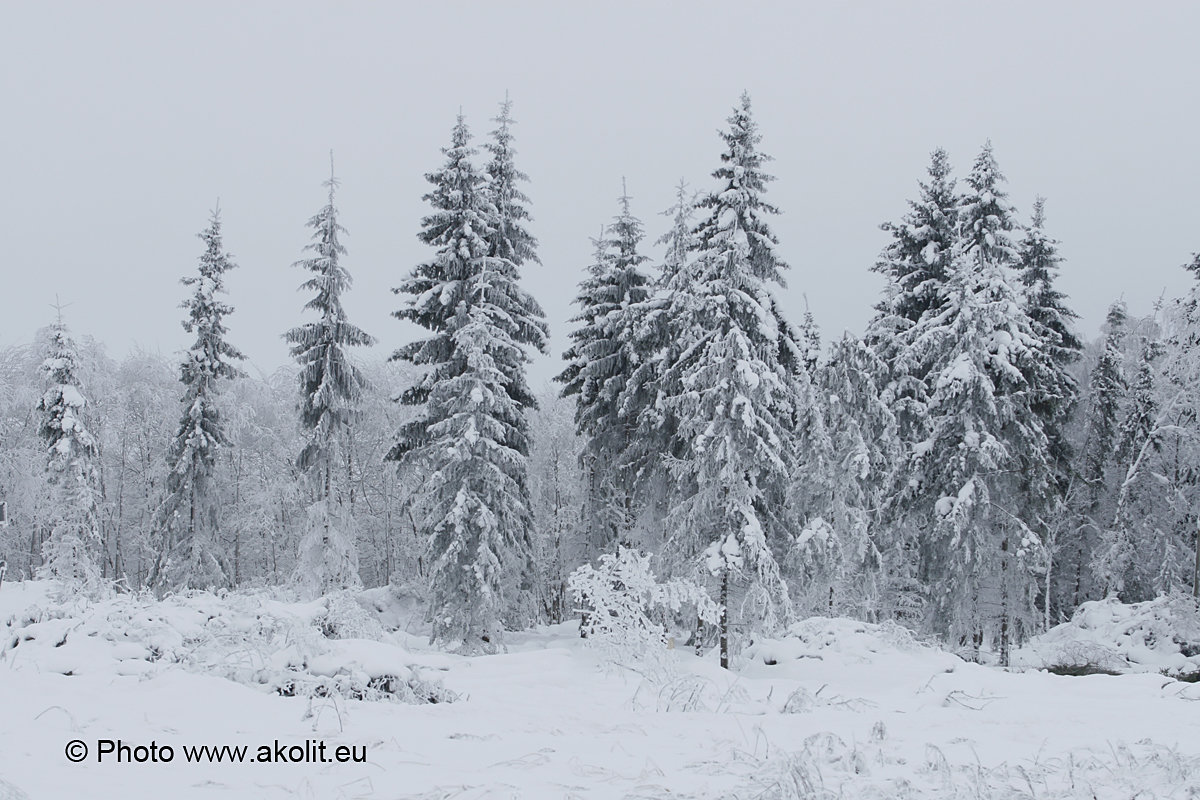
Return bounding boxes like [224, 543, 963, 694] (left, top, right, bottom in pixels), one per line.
[2, 582, 1199, 800]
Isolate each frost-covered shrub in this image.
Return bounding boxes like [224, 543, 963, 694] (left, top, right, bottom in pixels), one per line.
[569, 547, 719, 674]
[315, 590, 385, 640]
[293, 502, 362, 601]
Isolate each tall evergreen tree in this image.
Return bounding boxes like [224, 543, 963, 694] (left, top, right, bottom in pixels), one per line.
[958, 141, 1020, 267]
[868, 149, 961, 447]
[1066, 301, 1128, 607]
[791, 333, 898, 618]
[286, 161, 375, 598]
[36, 313, 103, 592]
[558, 182, 653, 555]
[870, 148, 960, 340]
[655, 93, 806, 668]
[1095, 333, 1166, 599]
[1013, 196, 1082, 621]
[585, 179, 700, 546]
[657, 179, 698, 284]
[389, 114, 547, 651]
[484, 95, 538, 269]
[151, 208, 245, 591]
[1016, 197, 1082, 480]
[898, 243, 1049, 663]
[897, 144, 1051, 663]
[624, 180, 698, 490]
[478, 96, 549, 621]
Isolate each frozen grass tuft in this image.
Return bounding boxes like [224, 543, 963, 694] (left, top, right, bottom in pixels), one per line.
[723, 737, 1200, 800]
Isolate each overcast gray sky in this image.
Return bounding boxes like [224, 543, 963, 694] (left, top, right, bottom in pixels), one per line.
[3, 2, 1197, 386]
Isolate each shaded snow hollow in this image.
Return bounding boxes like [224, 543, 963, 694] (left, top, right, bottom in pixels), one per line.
[1, 582, 1198, 799]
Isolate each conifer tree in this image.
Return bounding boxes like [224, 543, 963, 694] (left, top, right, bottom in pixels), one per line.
[897, 144, 1051, 663]
[898, 245, 1049, 662]
[797, 307, 822, 376]
[1095, 334, 1161, 599]
[36, 313, 103, 592]
[484, 95, 538, 269]
[286, 161, 375, 597]
[1013, 196, 1082, 620]
[657, 179, 698, 284]
[656, 93, 805, 668]
[1067, 301, 1128, 607]
[558, 183, 653, 555]
[795, 334, 899, 618]
[389, 114, 547, 651]
[1016, 197, 1082, 482]
[958, 141, 1020, 268]
[868, 148, 961, 448]
[151, 208, 245, 591]
[618, 180, 699, 506]
[870, 148, 960, 340]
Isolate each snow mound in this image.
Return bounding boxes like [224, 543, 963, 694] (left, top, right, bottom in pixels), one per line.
[743, 617, 949, 668]
[1, 582, 455, 704]
[1016, 594, 1200, 675]
[356, 582, 428, 634]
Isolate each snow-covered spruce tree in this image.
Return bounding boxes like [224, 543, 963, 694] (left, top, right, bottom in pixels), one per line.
[389, 114, 548, 652]
[483, 95, 538, 269]
[612, 179, 701, 538]
[1014, 197, 1082, 622]
[1095, 334, 1165, 599]
[557, 182, 654, 557]
[655, 93, 806, 669]
[657, 179, 699, 285]
[868, 148, 959, 370]
[866, 149, 963, 619]
[482, 96, 551, 626]
[1016, 198, 1082, 481]
[35, 314, 104, 593]
[897, 143, 1052, 664]
[792, 333, 899, 619]
[797, 307, 822, 377]
[285, 163, 375, 598]
[557, 230, 614, 561]
[150, 209, 245, 592]
[1065, 301, 1128, 608]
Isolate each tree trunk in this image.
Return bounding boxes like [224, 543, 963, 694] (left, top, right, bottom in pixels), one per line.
[1043, 535, 1053, 631]
[719, 567, 730, 670]
[1193, 517, 1200, 600]
[1072, 532, 1086, 609]
[1000, 536, 1010, 667]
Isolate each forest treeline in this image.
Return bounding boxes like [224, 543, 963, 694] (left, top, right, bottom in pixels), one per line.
[2, 93, 1197, 666]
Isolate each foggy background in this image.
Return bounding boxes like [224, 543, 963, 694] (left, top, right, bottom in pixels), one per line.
[3, 1, 1197, 385]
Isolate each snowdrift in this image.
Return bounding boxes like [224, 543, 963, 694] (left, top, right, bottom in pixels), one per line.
[743, 616, 952, 668]
[1, 582, 454, 704]
[1016, 593, 1200, 676]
